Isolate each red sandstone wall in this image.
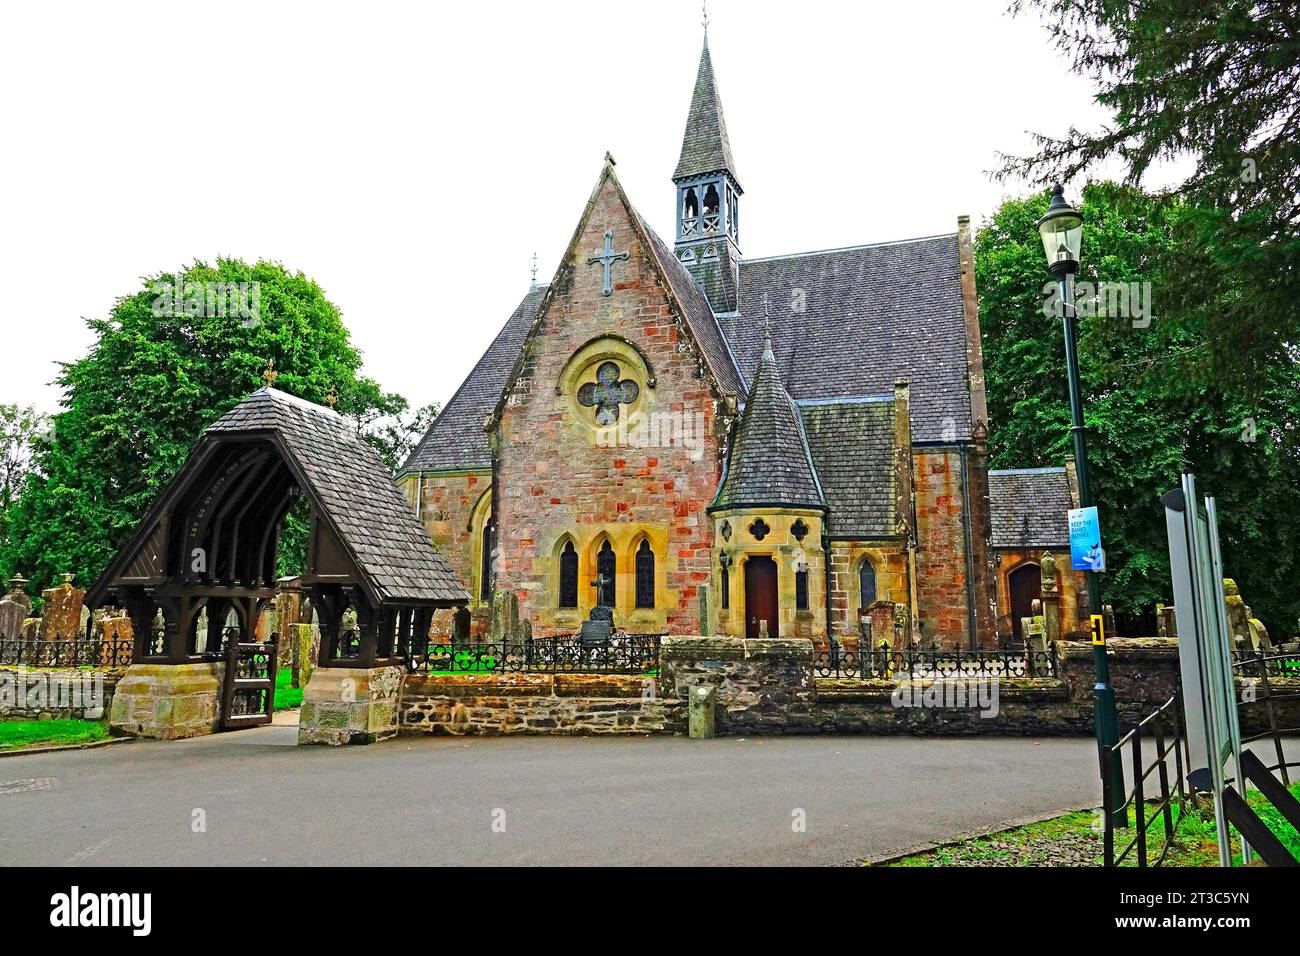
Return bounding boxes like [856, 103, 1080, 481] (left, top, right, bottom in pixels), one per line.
[493, 175, 725, 636]
[912, 449, 973, 648]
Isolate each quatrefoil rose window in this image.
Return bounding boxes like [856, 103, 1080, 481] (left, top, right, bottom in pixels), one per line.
[577, 360, 640, 426]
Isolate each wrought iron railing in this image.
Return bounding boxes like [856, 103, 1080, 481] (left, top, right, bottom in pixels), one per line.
[1101, 692, 1187, 868]
[1232, 649, 1300, 786]
[811, 643, 1058, 680]
[0, 635, 134, 668]
[407, 635, 660, 675]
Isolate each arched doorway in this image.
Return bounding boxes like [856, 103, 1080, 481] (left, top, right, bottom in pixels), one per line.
[1008, 562, 1041, 644]
[744, 556, 779, 639]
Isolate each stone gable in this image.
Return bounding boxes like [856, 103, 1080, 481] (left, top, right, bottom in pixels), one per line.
[494, 172, 725, 635]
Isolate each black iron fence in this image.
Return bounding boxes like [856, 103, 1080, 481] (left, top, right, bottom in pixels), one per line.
[811, 643, 1058, 680]
[0, 635, 134, 669]
[1232, 649, 1300, 786]
[1101, 692, 1187, 867]
[407, 634, 660, 675]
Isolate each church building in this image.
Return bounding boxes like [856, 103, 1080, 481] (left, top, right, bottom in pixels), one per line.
[399, 37, 1077, 649]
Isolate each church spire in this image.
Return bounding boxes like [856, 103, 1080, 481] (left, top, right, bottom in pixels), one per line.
[673, 37, 740, 186]
[673, 33, 743, 313]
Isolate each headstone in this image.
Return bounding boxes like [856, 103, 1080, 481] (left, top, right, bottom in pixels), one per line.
[490, 591, 522, 643]
[1024, 616, 1048, 654]
[699, 583, 713, 638]
[453, 606, 471, 641]
[867, 600, 896, 650]
[1103, 603, 1118, 641]
[4, 575, 32, 613]
[580, 607, 612, 645]
[39, 573, 85, 640]
[1155, 602, 1168, 638]
[1223, 579, 1251, 647]
[0, 601, 24, 642]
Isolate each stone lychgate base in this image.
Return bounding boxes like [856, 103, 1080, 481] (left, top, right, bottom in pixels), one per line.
[108, 662, 225, 740]
[298, 665, 404, 746]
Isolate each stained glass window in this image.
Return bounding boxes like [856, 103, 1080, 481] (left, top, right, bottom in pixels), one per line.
[596, 539, 616, 608]
[795, 566, 809, 611]
[479, 519, 493, 602]
[859, 559, 877, 609]
[559, 540, 578, 609]
[635, 539, 655, 609]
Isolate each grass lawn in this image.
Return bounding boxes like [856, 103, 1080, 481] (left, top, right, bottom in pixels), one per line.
[884, 781, 1300, 867]
[0, 719, 110, 752]
[274, 668, 303, 710]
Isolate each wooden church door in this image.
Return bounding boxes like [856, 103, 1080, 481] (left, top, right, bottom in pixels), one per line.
[1008, 563, 1041, 644]
[744, 556, 779, 639]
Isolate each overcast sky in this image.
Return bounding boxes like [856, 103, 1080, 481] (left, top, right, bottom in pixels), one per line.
[1, 0, 1159, 417]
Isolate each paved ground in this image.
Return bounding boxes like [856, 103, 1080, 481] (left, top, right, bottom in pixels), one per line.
[0, 727, 1108, 866]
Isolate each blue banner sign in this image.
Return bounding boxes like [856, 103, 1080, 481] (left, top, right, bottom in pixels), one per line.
[1068, 506, 1106, 571]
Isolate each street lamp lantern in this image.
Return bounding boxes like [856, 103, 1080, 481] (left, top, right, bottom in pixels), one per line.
[1037, 184, 1083, 275]
[1037, 182, 1126, 826]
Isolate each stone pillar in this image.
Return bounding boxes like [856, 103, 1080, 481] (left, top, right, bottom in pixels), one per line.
[290, 623, 320, 689]
[108, 662, 225, 739]
[39, 573, 85, 640]
[298, 665, 404, 745]
[1039, 552, 1061, 644]
[699, 582, 713, 638]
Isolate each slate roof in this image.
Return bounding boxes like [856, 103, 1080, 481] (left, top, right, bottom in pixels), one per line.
[800, 397, 899, 538]
[638, 212, 745, 396]
[719, 235, 972, 444]
[988, 467, 1073, 549]
[673, 39, 739, 185]
[400, 286, 548, 473]
[711, 337, 824, 512]
[208, 388, 468, 605]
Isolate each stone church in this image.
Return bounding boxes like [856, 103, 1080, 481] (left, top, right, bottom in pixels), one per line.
[400, 39, 1081, 649]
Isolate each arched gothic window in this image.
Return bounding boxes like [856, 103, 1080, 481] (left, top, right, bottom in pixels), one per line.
[859, 559, 877, 610]
[479, 518, 494, 602]
[635, 539, 655, 609]
[684, 188, 699, 219]
[596, 539, 616, 608]
[559, 540, 578, 609]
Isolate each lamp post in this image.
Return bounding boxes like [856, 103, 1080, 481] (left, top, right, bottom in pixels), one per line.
[1037, 185, 1125, 824]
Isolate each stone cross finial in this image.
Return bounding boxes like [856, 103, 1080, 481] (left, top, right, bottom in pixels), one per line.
[587, 229, 629, 297]
[530, 252, 538, 290]
[262, 358, 277, 387]
[325, 386, 338, 410]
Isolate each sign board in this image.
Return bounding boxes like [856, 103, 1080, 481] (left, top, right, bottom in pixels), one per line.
[1162, 473, 1248, 866]
[1068, 506, 1106, 571]
[1090, 614, 1105, 646]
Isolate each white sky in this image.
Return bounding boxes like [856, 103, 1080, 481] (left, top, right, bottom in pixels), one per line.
[1, 0, 1154, 417]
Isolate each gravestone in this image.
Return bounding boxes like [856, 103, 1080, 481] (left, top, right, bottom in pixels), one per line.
[699, 582, 713, 638]
[39, 573, 85, 640]
[275, 577, 304, 666]
[453, 606, 471, 641]
[581, 605, 613, 645]
[0, 576, 28, 641]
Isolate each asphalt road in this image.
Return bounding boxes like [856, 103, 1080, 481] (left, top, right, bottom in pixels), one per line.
[0, 727, 1109, 866]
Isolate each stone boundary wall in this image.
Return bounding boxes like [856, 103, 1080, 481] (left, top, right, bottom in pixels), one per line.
[0, 667, 126, 721]
[399, 673, 684, 736]
[384, 636, 1297, 739]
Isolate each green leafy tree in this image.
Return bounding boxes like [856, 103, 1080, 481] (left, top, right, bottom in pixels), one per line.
[977, 183, 1300, 635]
[1001, 0, 1300, 391]
[0, 404, 50, 557]
[1, 259, 422, 591]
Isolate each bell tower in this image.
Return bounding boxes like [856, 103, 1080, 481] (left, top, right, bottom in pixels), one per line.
[673, 37, 742, 313]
